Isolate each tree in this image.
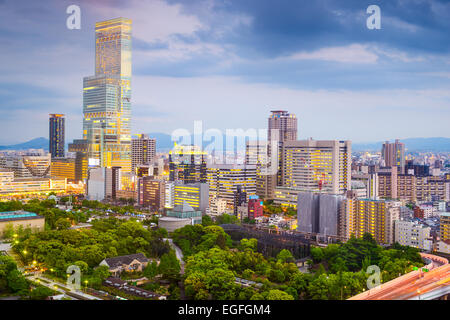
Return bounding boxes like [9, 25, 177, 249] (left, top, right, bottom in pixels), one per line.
[7, 269, 28, 293]
[29, 286, 54, 300]
[276, 249, 294, 263]
[265, 289, 294, 300]
[158, 251, 180, 282]
[143, 261, 158, 279]
[239, 238, 257, 251]
[202, 215, 214, 227]
[55, 218, 72, 230]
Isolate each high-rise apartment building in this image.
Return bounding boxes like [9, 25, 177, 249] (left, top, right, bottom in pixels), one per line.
[282, 139, 351, 194]
[207, 164, 256, 215]
[381, 139, 405, 174]
[131, 134, 156, 174]
[340, 197, 400, 244]
[394, 220, 431, 250]
[440, 212, 450, 242]
[49, 114, 65, 158]
[83, 18, 132, 172]
[169, 145, 207, 184]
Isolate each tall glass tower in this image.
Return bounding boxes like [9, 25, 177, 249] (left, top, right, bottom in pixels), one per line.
[83, 18, 132, 172]
[49, 114, 65, 158]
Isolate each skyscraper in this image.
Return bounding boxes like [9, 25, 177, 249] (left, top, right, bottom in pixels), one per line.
[381, 139, 405, 174]
[132, 134, 156, 174]
[268, 110, 298, 188]
[83, 18, 132, 172]
[268, 110, 298, 143]
[49, 114, 65, 158]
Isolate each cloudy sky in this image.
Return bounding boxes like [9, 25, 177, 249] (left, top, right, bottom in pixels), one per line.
[1, 0, 450, 144]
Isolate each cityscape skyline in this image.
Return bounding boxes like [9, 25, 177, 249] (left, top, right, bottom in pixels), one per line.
[1, 0, 450, 144]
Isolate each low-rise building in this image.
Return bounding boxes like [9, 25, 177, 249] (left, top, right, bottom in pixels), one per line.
[0, 211, 45, 238]
[394, 220, 431, 250]
[99, 253, 150, 277]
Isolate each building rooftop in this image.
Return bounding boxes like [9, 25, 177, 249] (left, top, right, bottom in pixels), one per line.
[0, 210, 43, 222]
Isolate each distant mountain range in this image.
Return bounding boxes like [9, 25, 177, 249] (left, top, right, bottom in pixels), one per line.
[0, 137, 49, 151]
[352, 138, 450, 152]
[2, 136, 450, 153]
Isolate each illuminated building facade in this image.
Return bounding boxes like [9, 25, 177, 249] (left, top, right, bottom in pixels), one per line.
[50, 158, 76, 181]
[0, 177, 67, 199]
[49, 114, 65, 158]
[282, 139, 351, 194]
[173, 183, 209, 213]
[340, 197, 400, 244]
[0, 154, 51, 178]
[381, 139, 405, 174]
[246, 140, 277, 200]
[137, 177, 165, 211]
[169, 145, 207, 184]
[248, 196, 263, 220]
[83, 18, 132, 172]
[440, 212, 450, 242]
[132, 134, 156, 174]
[207, 164, 256, 215]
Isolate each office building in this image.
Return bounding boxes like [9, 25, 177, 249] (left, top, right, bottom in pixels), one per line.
[246, 140, 277, 199]
[207, 164, 256, 215]
[132, 134, 156, 174]
[164, 181, 175, 209]
[169, 144, 207, 184]
[49, 114, 65, 158]
[68, 139, 89, 182]
[394, 220, 431, 250]
[381, 140, 405, 174]
[83, 18, 132, 172]
[86, 166, 121, 201]
[173, 183, 209, 213]
[0, 172, 67, 199]
[282, 139, 351, 194]
[137, 177, 165, 211]
[50, 158, 76, 182]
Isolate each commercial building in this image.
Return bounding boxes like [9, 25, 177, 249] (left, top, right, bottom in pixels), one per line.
[83, 18, 132, 172]
[68, 139, 89, 182]
[207, 164, 256, 215]
[394, 220, 431, 250]
[0, 211, 45, 238]
[169, 144, 207, 184]
[49, 114, 65, 158]
[164, 181, 175, 209]
[381, 139, 405, 174]
[173, 183, 209, 213]
[297, 191, 346, 237]
[86, 166, 121, 201]
[137, 177, 165, 211]
[282, 139, 351, 194]
[132, 134, 156, 174]
[0, 171, 67, 199]
[0, 154, 51, 178]
[50, 158, 77, 182]
[340, 198, 400, 244]
[248, 196, 263, 220]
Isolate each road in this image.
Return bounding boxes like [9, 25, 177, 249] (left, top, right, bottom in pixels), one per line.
[164, 238, 185, 275]
[349, 253, 450, 300]
[27, 273, 103, 300]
